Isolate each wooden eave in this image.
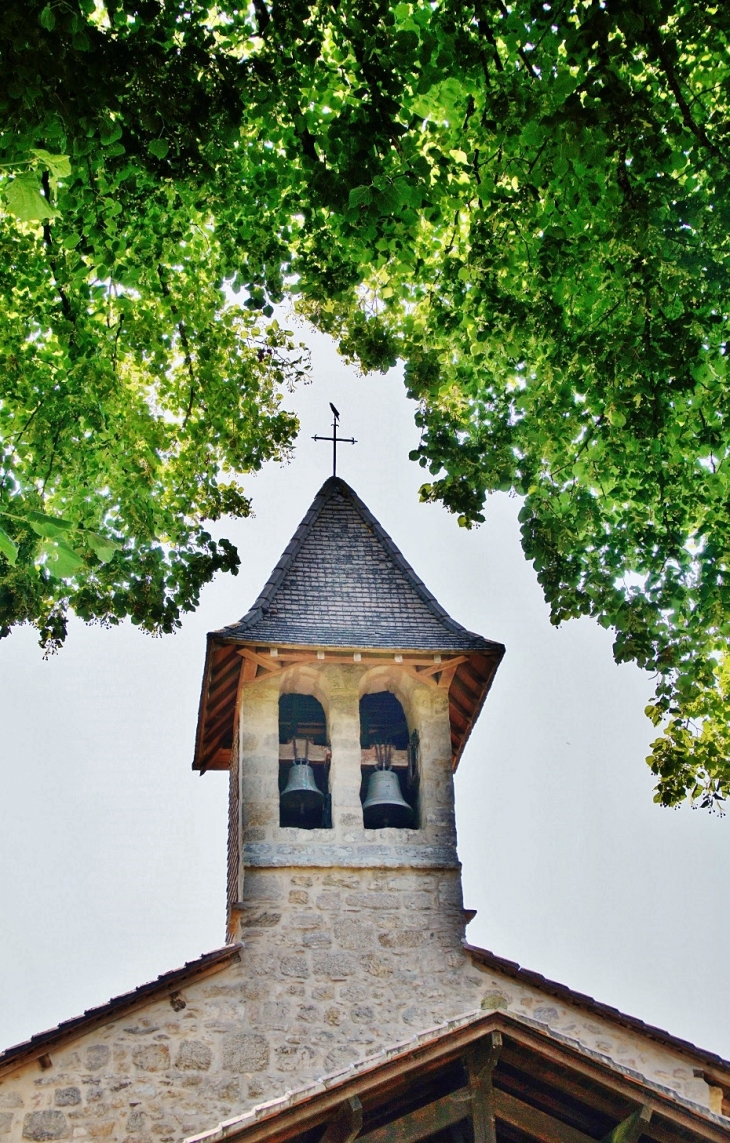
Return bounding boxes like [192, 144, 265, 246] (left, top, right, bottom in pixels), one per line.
[193, 638, 504, 773]
[189, 1011, 729, 1143]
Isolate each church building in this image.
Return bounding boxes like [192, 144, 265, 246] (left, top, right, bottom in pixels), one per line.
[1, 477, 729, 1143]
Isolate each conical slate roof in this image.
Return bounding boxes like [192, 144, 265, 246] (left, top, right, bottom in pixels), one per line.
[216, 476, 501, 653]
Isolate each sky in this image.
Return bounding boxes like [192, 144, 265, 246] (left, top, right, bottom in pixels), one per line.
[2, 318, 730, 1062]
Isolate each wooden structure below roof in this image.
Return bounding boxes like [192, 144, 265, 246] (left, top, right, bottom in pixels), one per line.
[193, 640, 503, 774]
[188, 1012, 729, 1143]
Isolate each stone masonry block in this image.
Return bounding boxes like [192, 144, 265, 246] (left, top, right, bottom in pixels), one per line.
[290, 913, 323, 930]
[302, 931, 332, 948]
[175, 1041, 212, 1071]
[333, 918, 376, 949]
[361, 954, 393, 978]
[22, 1112, 69, 1141]
[313, 952, 355, 979]
[53, 1090, 80, 1108]
[315, 893, 341, 910]
[0, 1116, 13, 1136]
[344, 893, 399, 910]
[85, 1046, 110, 1072]
[403, 892, 433, 910]
[222, 1032, 269, 1072]
[132, 1044, 170, 1072]
[280, 955, 309, 978]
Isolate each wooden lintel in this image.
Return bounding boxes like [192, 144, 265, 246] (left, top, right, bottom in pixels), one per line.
[320, 1097, 363, 1143]
[467, 1032, 501, 1143]
[601, 1106, 652, 1143]
[357, 1089, 469, 1143]
[493, 1088, 594, 1143]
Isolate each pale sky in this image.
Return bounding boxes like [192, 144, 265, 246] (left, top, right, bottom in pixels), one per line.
[1, 320, 729, 1061]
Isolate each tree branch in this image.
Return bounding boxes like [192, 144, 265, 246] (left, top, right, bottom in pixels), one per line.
[41, 172, 73, 324]
[645, 26, 720, 158]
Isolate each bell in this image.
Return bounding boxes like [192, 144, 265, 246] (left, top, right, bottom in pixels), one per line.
[363, 768, 413, 829]
[280, 761, 324, 817]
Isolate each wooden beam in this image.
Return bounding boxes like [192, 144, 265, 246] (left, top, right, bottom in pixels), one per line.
[493, 1089, 594, 1143]
[602, 1107, 652, 1143]
[417, 656, 468, 678]
[320, 1097, 363, 1143]
[400, 665, 438, 688]
[356, 1089, 470, 1143]
[467, 1031, 501, 1143]
[237, 647, 283, 674]
[438, 664, 460, 690]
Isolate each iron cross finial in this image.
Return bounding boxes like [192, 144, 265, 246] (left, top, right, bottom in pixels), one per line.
[312, 404, 357, 477]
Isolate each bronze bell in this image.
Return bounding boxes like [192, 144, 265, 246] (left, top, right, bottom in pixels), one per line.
[281, 737, 324, 818]
[362, 768, 413, 828]
[280, 761, 324, 816]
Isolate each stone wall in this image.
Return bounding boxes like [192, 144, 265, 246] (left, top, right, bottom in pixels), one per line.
[0, 933, 723, 1143]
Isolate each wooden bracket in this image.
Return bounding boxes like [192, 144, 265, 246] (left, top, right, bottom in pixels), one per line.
[320, 1097, 363, 1143]
[601, 1106, 652, 1143]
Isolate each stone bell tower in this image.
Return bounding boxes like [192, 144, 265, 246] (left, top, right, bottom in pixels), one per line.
[194, 477, 504, 1075]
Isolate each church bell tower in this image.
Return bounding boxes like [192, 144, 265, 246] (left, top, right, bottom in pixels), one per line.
[194, 477, 504, 1072]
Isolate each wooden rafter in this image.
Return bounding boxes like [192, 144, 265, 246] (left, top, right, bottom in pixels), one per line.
[602, 1107, 652, 1143]
[195, 640, 503, 771]
[320, 1098, 363, 1143]
[356, 1089, 468, 1143]
[468, 1031, 501, 1143]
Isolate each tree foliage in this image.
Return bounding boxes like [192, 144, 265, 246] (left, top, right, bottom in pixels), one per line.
[2, 0, 730, 806]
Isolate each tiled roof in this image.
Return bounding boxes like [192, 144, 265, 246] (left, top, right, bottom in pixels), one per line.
[0, 946, 241, 1078]
[217, 477, 502, 653]
[464, 943, 730, 1075]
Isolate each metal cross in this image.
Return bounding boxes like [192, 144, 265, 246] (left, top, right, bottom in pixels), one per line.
[312, 403, 357, 477]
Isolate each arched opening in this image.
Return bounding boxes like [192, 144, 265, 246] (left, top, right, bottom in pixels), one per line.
[359, 691, 419, 829]
[278, 694, 331, 829]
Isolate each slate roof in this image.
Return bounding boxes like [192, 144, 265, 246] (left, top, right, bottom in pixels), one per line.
[216, 477, 502, 653]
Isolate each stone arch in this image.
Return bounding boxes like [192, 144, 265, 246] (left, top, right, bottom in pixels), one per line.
[358, 665, 418, 733]
[358, 668, 420, 830]
[277, 663, 331, 829]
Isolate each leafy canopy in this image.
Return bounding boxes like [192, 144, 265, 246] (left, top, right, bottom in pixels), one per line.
[2, 0, 730, 807]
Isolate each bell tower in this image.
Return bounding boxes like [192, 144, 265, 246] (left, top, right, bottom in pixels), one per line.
[194, 477, 504, 1073]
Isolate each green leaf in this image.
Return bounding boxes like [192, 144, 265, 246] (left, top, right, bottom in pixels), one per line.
[85, 531, 122, 563]
[39, 5, 55, 29]
[100, 120, 123, 146]
[41, 540, 85, 579]
[0, 527, 18, 566]
[3, 175, 60, 222]
[147, 139, 170, 160]
[25, 511, 75, 539]
[348, 185, 372, 208]
[30, 150, 72, 180]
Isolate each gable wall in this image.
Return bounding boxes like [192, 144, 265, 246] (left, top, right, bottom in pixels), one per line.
[0, 946, 723, 1143]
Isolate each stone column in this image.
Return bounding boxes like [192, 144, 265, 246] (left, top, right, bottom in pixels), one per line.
[326, 664, 363, 834]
